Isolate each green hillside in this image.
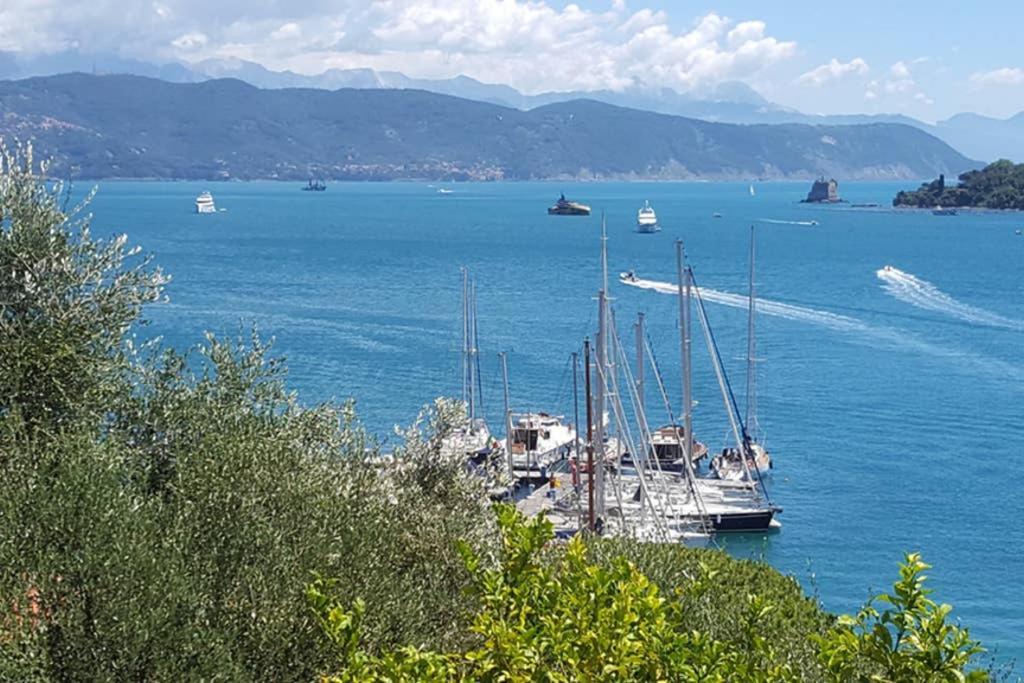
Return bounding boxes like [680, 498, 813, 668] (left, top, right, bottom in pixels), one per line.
[0, 73, 974, 181]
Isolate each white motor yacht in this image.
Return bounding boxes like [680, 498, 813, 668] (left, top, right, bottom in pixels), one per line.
[508, 412, 576, 475]
[636, 200, 659, 233]
[195, 191, 216, 214]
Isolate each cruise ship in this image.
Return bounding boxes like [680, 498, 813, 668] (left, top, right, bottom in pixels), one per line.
[636, 200, 659, 233]
[195, 191, 216, 214]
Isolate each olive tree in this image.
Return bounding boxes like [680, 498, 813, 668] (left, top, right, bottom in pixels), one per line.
[0, 141, 167, 431]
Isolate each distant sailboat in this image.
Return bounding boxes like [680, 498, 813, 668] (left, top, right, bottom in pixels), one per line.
[749, 184, 756, 197]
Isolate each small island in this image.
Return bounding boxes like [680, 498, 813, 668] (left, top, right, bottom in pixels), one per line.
[893, 159, 1024, 209]
[801, 177, 843, 203]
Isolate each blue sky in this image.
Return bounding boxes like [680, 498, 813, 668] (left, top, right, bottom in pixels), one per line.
[1, 0, 1021, 120]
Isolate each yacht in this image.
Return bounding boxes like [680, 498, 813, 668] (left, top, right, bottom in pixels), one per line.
[623, 425, 707, 473]
[636, 200, 659, 233]
[547, 193, 591, 216]
[195, 191, 216, 214]
[508, 412, 576, 475]
[932, 206, 957, 216]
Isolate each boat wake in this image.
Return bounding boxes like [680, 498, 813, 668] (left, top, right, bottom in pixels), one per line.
[621, 276, 869, 334]
[877, 266, 1024, 331]
[619, 274, 1024, 381]
[758, 218, 818, 226]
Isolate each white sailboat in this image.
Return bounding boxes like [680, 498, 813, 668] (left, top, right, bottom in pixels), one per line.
[749, 184, 756, 197]
[636, 200, 660, 233]
[441, 269, 496, 466]
[711, 226, 772, 480]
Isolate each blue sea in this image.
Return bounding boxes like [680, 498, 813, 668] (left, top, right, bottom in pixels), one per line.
[85, 180, 1024, 664]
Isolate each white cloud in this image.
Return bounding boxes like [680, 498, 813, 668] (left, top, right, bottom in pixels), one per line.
[970, 67, 1024, 86]
[914, 92, 934, 105]
[797, 57, 868, 86]
[0, 1, 797, 95]
[884, 78, 914, 93]
[270, 23, 301, 41]
[171, 32, 207, 50]
[889, 60, 910, 78]
[864, 90, 877, 101]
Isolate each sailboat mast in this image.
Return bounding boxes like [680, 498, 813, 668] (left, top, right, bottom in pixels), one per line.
[595, 217, 609, 518]
[584, 338, 595, 532]
[745, 225, 758, 440]
[468, 278, 477, 425]
[461, 268, 469, 409]
[601, 212, 609, 295]
[635, 312, 645, 418]
[500, 351, 513, 483]
[572, 351, 581, 466]
[676, 241, 694, 469]
[595, 289, 607, 519]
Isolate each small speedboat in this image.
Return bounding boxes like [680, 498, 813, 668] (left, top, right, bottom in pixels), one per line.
[712, 212, 723, 218]
[195, 191, 216, 214]
[932, 206, 957, 216]
[437, 188, 453, 194]
[619, 270, 639, 283]
[636, 200, 659, 233]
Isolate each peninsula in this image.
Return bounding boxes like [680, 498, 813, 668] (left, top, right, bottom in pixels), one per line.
[893, 159, 1024, 209]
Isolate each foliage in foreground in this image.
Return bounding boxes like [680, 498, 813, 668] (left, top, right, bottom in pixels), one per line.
[0, 143, 995, 681]
[311, 506, 988, 682]
[0, 142, 493, 680]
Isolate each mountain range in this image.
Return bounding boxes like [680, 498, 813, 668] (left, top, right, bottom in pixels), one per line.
[1, 50, 1020, 164]
[0, 73, 973, 181]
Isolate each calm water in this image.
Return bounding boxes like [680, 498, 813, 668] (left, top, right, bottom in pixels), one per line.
[85, 180, 1024, 663]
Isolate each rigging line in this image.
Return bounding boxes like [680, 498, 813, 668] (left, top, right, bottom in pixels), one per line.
[608, 330, 663, 529]
[595, 337, 666, 541]
[611, 323, 689, 541]
[598, 319, 659, 540]
[644, 326, 716, 527]
[472, 281, 486, 415]
[689, 268, 772, 504]
[643, 331, 716, 540]
[552, 353, 573, 414]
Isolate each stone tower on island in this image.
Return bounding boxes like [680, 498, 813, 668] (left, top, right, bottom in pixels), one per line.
[802, 177, 842, 203]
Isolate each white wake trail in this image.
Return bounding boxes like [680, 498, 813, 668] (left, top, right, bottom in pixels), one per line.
[619, 274, 1024, 381]
[876, 267, 1024, 331]
[758, 218, 818, 227]
[621, 276, 870, 334]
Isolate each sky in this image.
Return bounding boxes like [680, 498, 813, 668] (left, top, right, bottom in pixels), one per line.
[1, 0, 1022, 121]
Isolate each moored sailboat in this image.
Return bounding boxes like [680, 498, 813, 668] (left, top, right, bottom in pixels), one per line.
[710, 226, 773, 481]
[441, 269, 497, 468]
